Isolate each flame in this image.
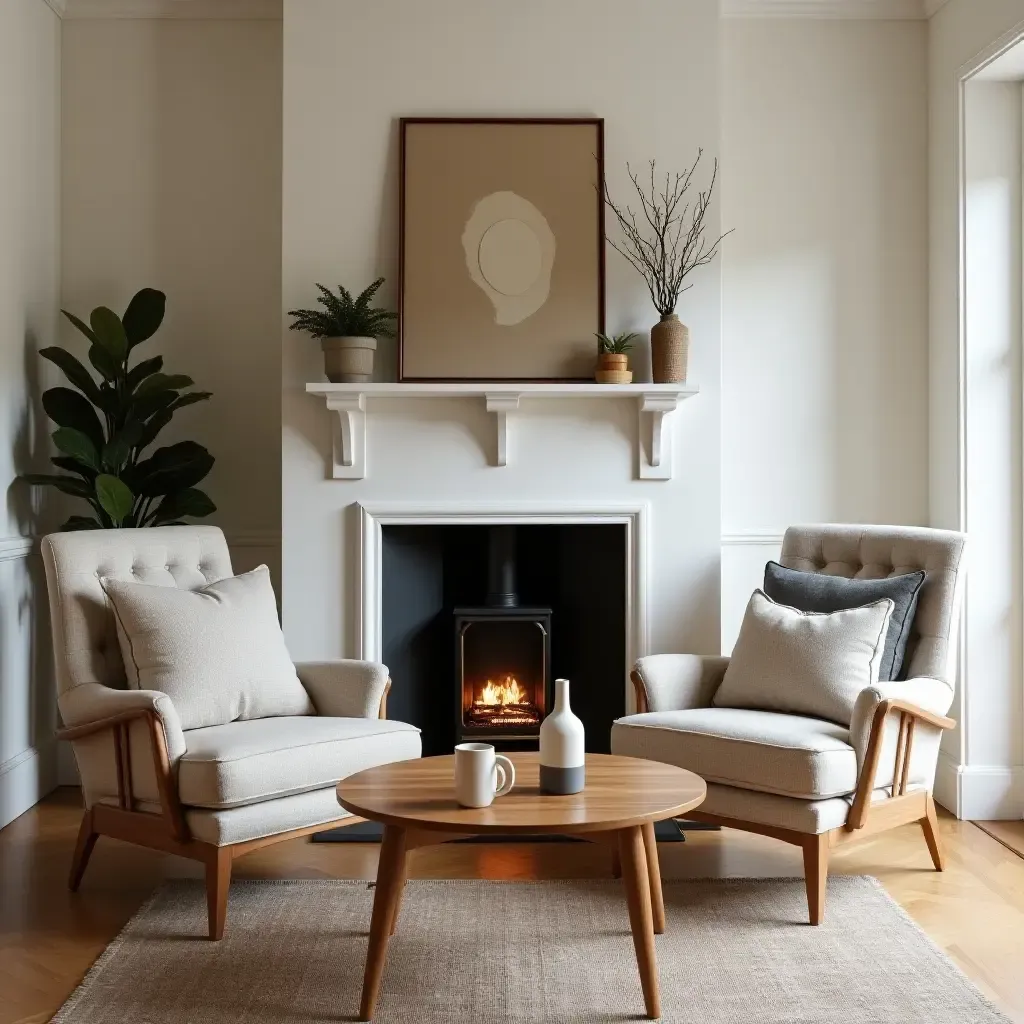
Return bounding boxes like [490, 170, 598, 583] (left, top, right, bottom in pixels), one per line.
[476, 675, 528, 706]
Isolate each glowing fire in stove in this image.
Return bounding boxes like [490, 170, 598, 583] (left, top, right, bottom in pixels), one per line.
[477, 675, 528, 707]
[466, 674, 541, 729]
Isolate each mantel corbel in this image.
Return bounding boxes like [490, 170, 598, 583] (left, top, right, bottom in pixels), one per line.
[638, 392, 684, 481]
[484, 393, 520, 467]
[325, 393, 366, 479]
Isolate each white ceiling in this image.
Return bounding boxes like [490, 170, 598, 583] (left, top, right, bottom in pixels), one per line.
[58, 0, 952, 19]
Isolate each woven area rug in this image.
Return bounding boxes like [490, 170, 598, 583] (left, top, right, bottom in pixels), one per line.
[53, 877, 1009, 1023]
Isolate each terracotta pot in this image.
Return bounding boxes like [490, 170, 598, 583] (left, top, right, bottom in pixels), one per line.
[595, 352, 633, 385]
[650, 314, 689, 383]
[321, 336, 376, 383]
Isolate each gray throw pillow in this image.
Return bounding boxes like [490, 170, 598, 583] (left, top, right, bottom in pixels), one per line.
[763, 561, 925, 681]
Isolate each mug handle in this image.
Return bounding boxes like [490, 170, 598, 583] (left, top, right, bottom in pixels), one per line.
[493, 755, 516, 798]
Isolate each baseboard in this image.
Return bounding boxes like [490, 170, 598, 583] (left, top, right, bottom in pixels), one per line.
[935, 752, 1024, 819]
[0, 745, 58, 829]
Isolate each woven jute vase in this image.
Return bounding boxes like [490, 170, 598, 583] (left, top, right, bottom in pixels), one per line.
[650, 314, 689, 383]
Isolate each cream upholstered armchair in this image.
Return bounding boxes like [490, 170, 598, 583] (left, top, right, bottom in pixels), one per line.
[612, 524, 966, 924]
[43, 526, 421, 939]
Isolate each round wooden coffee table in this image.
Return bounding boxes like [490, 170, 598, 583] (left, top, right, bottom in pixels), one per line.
[336, 752, 706, 1021]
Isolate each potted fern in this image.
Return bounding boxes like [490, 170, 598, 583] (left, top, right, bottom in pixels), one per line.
[594, 332, 637, 384]
[288, 277, 397, 383]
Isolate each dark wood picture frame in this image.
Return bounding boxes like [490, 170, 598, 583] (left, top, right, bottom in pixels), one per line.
[398, 117, 606, 383]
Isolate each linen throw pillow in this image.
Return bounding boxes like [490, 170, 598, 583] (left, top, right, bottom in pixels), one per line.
[102, 565, 313, 731]
[763, 561, 925, 681]
[713, 590, 894, 726]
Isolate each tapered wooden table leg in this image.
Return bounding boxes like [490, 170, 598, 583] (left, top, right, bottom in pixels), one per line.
[389, 853, 409, 936]
[641, 821, 666, 934]
[618, 825, 661, 1019]
[359, 825, 408, 1021]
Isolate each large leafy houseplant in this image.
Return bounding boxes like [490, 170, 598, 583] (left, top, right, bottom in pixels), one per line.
[21, 288, 216, 531]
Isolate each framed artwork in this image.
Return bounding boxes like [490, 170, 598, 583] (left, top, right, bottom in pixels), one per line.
[399, 117, 605, 382]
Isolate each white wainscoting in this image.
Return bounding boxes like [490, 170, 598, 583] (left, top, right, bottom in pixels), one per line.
[721, 532, 784, 653]
[0, 536, 58, 829]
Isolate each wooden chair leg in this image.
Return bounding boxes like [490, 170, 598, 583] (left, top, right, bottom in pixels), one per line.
[920, 793, 945, 871]
[802, 833, 830, 926]
[68, 809, 98, 892]
[205, 847, 233, 940]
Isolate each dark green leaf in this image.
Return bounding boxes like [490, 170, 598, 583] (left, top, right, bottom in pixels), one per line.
[126, 355, 163, 391]
[88, 343, 120, 382]
[52, 455, 97, 479]
[133, 441, 214, 497]
[169, 391, 211, 410]
[123, 288, 166, 348]
[102, 420, 144, 471]
[42, 388, 104, 449]
[134, 373, 193, 398]
[61, 309, 98, 345]
[95, 383, 120, 417]
[151, 487, 216, 523]
[39, 347, 102, 404]
[131, 387, 177, 422]
[95, 474, 133, 525]
[135, 408, 174, 452]
[89, 307, 129, 362]
[53, 427, 100, 471]
[61, 515, 103, 532]
[20, 473, 93, 498]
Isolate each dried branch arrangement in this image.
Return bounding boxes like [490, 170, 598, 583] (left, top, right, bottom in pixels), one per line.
[602, 149, 730, 317]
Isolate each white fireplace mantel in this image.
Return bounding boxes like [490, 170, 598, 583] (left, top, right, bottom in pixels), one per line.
[306, 382, 699, 481]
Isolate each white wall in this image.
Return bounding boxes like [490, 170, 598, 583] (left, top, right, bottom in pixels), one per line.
[929, 0, 1024, 818]
[61, 17, 283, 582]
[0, 0, 61, 828]
[720, 18, 929, 651]
[282, 0, 722, 662]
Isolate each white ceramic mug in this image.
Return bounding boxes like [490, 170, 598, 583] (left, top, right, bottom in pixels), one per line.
[454, 743, 515, 808]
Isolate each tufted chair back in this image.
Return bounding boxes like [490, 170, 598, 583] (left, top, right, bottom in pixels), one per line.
[42, 526, 234, 696]
[779, 524, 967, 684]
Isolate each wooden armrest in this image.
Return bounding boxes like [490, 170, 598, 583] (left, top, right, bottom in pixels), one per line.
[847, 698, 955, 831]
[58, 707, 189, 842]
[57, 708, 161, 742]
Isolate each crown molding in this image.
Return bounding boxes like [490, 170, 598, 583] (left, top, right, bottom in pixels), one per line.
[922, 0, 953, 14]
[62, 0, 281, 18]
[722, 0, 930, 18]
[41, 0, 68, 15]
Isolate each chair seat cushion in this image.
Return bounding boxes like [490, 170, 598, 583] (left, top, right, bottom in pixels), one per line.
[178, 716, 422, 809]
[611, 707, 858, 800]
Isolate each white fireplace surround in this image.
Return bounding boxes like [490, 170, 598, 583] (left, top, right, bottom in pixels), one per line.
[354, 501, 650, 713]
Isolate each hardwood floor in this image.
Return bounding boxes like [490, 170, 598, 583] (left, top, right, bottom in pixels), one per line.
[2, 788, 1024, 1024]
[978, 820, 1024, 860]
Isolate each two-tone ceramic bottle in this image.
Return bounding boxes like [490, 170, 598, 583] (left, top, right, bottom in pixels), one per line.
[539, 677, 585, 794]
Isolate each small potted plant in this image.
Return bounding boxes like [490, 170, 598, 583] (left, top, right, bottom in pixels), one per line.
[595, 331, 637, 384]
[288, 277, 396, 383]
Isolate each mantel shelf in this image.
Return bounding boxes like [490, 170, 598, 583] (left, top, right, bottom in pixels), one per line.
[306, 382, 699, 481]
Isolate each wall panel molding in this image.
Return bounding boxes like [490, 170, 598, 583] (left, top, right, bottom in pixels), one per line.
[63, 0, 281, 18]
[0, 535, 34, 562]
[722, 0, 928, 18]
[721, 531, 785, 546]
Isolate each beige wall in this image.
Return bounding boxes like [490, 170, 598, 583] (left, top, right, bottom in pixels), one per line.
[720, 17, 929, 649]
[61, 17, 283, 581]
[0, 0, 61, 828]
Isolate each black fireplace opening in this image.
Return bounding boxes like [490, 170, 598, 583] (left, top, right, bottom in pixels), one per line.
[380, 522, 626, 756]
